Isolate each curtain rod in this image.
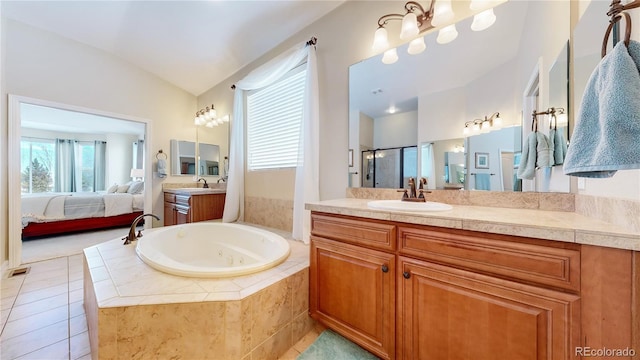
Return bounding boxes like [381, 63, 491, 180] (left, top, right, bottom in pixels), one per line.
[231, 36, 318, 90]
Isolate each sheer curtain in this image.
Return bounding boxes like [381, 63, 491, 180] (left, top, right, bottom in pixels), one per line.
[223, 39, 318, 229]
[55, 139, 78, 192]
[421, 143, 436, 190]
[292, 47, 319, 244]
[94, 141, 107, 191]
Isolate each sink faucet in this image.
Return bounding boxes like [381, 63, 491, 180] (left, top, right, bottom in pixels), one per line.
[398, 177, 430, 202]
[217, 176, 227, 183]
[197, 178, 209, 188]
[123, 213, 160, 245]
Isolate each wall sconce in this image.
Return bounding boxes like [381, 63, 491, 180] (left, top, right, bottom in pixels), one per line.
[463, 112, 503, 136]
[532, 107, 567, 130]
[372, 0, 499, 64]
[193, 104, 229, 128]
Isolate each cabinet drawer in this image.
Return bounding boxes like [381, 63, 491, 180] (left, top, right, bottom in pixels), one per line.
[311, 213, 396, 251]
[398, 226, 580, 292]
[164, 193, 176, 203]
[175, 195, 191, 206]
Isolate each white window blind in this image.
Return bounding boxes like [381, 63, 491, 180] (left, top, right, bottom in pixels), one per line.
[247, 67, 306, 170]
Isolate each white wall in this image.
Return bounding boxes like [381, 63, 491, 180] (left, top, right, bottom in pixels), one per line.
[1, 18, 197, 261]
[198, 1, 407, 201]
[105, 133, 138, 186]
[374, 111, 417, 149]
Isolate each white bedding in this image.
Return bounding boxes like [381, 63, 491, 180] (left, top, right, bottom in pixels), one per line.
[21, 192, 144, 227]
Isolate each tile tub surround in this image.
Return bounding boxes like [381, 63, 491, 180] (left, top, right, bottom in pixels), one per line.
[245, 196, 294, 233]
[305, 198, 640, 251]
[83, 228, 312, 360]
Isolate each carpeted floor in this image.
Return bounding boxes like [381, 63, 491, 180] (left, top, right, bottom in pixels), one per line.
[297, 329, 380, 360]
[21, 226, 132, 264]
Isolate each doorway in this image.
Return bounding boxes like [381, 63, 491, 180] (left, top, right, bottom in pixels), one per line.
[8, 95, 152, 268]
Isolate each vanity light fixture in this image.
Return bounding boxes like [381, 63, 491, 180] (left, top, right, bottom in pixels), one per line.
[372, 0, 499, 64]
[372, 0, 438, 58]
[463, 112, 503, 136]
[193, 104, 229, 128]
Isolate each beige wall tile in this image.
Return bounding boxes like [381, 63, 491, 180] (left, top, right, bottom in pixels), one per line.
[250, 277, 292, 348]
[115, 302, 227, 359]
[251, 324, 292, 360]
[291, 313, 316, 347]
[291, 268, 308, 317]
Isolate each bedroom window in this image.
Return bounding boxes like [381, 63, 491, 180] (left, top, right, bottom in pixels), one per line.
[21, 138, 55, 194]
[21, 137, 107, 194]
[246, 66, 306, 170]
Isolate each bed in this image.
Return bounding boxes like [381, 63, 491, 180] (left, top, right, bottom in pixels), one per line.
[21, 190, 144, 238]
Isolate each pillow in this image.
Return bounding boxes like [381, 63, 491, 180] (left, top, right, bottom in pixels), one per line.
[127, 181, 144, 194]
[116, 185, 130, 193]
[107, 184, 118, 193]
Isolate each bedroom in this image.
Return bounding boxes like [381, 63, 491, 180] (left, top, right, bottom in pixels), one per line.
[18, 101, 147, 260]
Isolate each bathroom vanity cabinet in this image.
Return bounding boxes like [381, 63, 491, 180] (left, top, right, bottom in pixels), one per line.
[309, 212, 639, 360]
[163, 190, 225, 226]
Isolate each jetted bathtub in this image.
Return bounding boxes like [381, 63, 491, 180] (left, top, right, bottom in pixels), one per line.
[136, 222, 291, 278]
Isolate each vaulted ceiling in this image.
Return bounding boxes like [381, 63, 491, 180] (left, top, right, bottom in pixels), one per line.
[2, 0, 345, 96]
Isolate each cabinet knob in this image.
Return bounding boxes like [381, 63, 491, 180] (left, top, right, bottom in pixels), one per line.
[381, 265, 389, 273]
[403, 271, 411, 279]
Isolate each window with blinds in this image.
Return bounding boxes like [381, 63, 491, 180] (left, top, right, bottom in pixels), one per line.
[247, 67, 306, 170]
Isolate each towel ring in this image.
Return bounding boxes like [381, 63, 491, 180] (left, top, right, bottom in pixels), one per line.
[602, 11, 632, 58]
[156, 150, 168, 160]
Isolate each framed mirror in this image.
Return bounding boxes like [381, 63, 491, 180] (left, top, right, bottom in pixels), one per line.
[348, 0, 570, 192]
[169, 139, 220, 177]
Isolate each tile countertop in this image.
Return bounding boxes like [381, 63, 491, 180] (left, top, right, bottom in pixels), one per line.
[163, 188, 226, 195]
[305, 198, 640, 251]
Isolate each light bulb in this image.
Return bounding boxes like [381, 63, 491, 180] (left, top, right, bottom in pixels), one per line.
[471, 9, 496, 31]
[208, 105, 217, 119]
[400, 12, 419, 40]
[493, 114, 503, 127]
[463, 126, 470, 136]
[432, 0, 454, 28]
[194, 113, 200, 125]
[407, 37, 426, 55]
[472, 123, 480, 132]
[382, 48, 399, 65]
[372, 27, 389, 53]
[437, 24, 458, 44]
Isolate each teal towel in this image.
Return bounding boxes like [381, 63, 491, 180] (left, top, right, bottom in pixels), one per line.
[564, 40, 640, 177]
[549, 129, 567, 165]
[517, 132, 554, 180]
[474, 173, 491, 190]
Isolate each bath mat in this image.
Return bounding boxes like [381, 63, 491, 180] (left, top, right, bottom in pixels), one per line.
[297, 329, 380, 360]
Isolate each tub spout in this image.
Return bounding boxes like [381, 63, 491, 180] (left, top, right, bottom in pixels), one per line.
[123, 213, 160, 245]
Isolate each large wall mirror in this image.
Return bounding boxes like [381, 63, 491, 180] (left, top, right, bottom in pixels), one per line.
[169, 139, 220, 177]
[348, 0, 570, 192]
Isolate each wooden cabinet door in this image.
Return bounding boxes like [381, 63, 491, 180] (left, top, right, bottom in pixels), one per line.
[397, 256, 580, 360]
[310, 236, 395, 360]
[163, 203, 176, 226]
[175, 204, 190, 224]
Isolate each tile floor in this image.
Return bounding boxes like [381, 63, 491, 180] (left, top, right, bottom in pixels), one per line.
[0, 254, 321, 360]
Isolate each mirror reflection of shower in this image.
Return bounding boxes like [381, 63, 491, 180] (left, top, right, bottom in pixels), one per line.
[361, 146, 417, 188]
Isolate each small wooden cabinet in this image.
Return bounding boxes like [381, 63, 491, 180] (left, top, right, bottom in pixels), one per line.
[310, 212, 638, 360]
[163, 191, 225, 226]
[311, 237, 396, 359]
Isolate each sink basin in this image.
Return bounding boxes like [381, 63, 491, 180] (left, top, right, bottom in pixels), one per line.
[367, 200, 453, 212]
